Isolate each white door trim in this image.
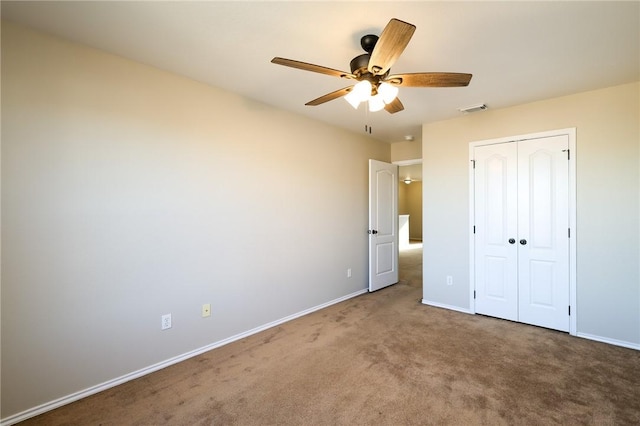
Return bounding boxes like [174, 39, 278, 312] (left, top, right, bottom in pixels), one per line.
[469, 128, 577, 335]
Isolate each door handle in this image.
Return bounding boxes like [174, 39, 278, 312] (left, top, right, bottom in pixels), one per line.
[508, 238, 516, 244]
[520, 239, 527, 245]
[368, 229, 378, 235]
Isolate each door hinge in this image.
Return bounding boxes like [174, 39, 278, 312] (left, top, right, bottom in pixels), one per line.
[474, 290, 476, 299]
[568, 305, 571, 316]
[473, 225, 476, 234]
[568, 228, 570, 238]
[563, 149, 570, 160]
[471, 159, 476, 169]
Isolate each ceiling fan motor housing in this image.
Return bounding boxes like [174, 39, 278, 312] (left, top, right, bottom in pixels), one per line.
[350, 53, 370, 76]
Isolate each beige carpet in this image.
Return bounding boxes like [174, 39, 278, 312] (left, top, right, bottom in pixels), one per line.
[21, 243, 640, 425]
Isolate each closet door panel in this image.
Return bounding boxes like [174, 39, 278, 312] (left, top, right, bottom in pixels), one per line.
[517, 135, 570, 331]
[474, 143, 518, 321]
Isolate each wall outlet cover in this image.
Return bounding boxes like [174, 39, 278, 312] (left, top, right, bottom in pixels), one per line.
[161, 313, 172, 330]
[202, 303, 211, 317]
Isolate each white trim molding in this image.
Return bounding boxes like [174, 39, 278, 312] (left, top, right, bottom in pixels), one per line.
[422, 299, 474, 315]
[577, 333, 640, 351]
[0, 288, 368, 426]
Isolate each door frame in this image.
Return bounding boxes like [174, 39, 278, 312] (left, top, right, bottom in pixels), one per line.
[468, 128, 577, 335]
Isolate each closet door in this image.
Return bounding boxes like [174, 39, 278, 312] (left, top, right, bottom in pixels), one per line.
[474, 142, 518, 321]
[517, 135, 570, 331]
[473, 136, 570, 332]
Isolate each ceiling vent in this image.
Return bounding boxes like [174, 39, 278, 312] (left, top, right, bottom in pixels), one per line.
[458, 103, 487, 113]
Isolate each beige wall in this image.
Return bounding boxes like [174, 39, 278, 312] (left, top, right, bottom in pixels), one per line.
[422, 81, 640, 347]
[0, 22, 390, 419]
[391, 139, 421, 162]
[398, 182, 422, 240]
[399, 183, 408, 214]
[395, 146, 423, 242]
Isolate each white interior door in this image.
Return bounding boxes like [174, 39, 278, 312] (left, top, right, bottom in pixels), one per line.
[369, 159, 398, 292]
[474, 142, 519, 321]
[517, 135, 569, 331]
[473, 136, 570, 332]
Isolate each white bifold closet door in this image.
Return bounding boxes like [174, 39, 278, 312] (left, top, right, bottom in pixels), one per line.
[474, 135, 570, 332]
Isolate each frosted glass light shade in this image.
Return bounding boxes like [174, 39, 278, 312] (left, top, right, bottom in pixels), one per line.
[344, 91, 361, 109]
[378, 82, 399, 104]
[344, 80, 372, 109]
[368, 94, 385, 112]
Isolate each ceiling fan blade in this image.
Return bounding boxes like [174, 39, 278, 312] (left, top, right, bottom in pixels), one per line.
[385, 73, 472, 87]
[305, 86, 354, 106]
[271, 57, 355, 79]
[368, 18, 416, 76]
[384, 97, 404, 114]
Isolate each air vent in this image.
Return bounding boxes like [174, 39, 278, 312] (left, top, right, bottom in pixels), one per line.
[458, 103, 487, 113]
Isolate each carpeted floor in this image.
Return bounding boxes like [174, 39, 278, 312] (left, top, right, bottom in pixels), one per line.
[21, 242, 640, 425]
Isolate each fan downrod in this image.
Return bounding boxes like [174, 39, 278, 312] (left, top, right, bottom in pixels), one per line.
[360, 34, 378, 53]
[350, 34, 388, 87]
[350, 34, 384, 78]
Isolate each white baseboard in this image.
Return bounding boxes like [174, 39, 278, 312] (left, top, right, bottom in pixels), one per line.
[421, 299, 473, 315]
[420, 302, 640, 352]
[1, 288, 368, 426]
[576, 332, 640, 351]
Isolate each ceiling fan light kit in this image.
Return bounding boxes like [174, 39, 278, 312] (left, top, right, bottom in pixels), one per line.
[343, 79, 398, 112]
[378, 82, 399, 103]
[368, 94, 386, 112]
[344, 80, 371, 108]
[271, 18, 472, 115]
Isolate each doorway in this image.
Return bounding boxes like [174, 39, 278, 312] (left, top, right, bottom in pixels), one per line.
[397, 159, 423, 287]
[469, 129, 577, 334]
[368, 159, 424, 292]
[397, 160, 422, 246]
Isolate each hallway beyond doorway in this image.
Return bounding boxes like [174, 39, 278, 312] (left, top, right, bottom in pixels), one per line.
[399, 240, 422, 290]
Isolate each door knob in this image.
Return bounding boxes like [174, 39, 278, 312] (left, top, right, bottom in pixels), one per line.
[508, 238, 516, 244]
[520, 239, 527, 245]
[368, 229, 378, 235]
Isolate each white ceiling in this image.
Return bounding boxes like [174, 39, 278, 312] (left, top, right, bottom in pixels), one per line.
[2, 1, 639, 145]
[399, 163, 422, 183]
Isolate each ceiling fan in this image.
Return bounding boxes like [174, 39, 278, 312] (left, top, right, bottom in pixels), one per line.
[271, 18, 472, 114]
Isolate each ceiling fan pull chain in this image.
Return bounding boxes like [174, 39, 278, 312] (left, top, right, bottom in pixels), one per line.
[364, 105, 372, 134]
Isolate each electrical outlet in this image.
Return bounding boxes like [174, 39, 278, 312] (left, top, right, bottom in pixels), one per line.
[446, 276, 453, 286]
[347, 268, 352, 278]
[202, 303, 211, 318]
[161, 313, 172, 330]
